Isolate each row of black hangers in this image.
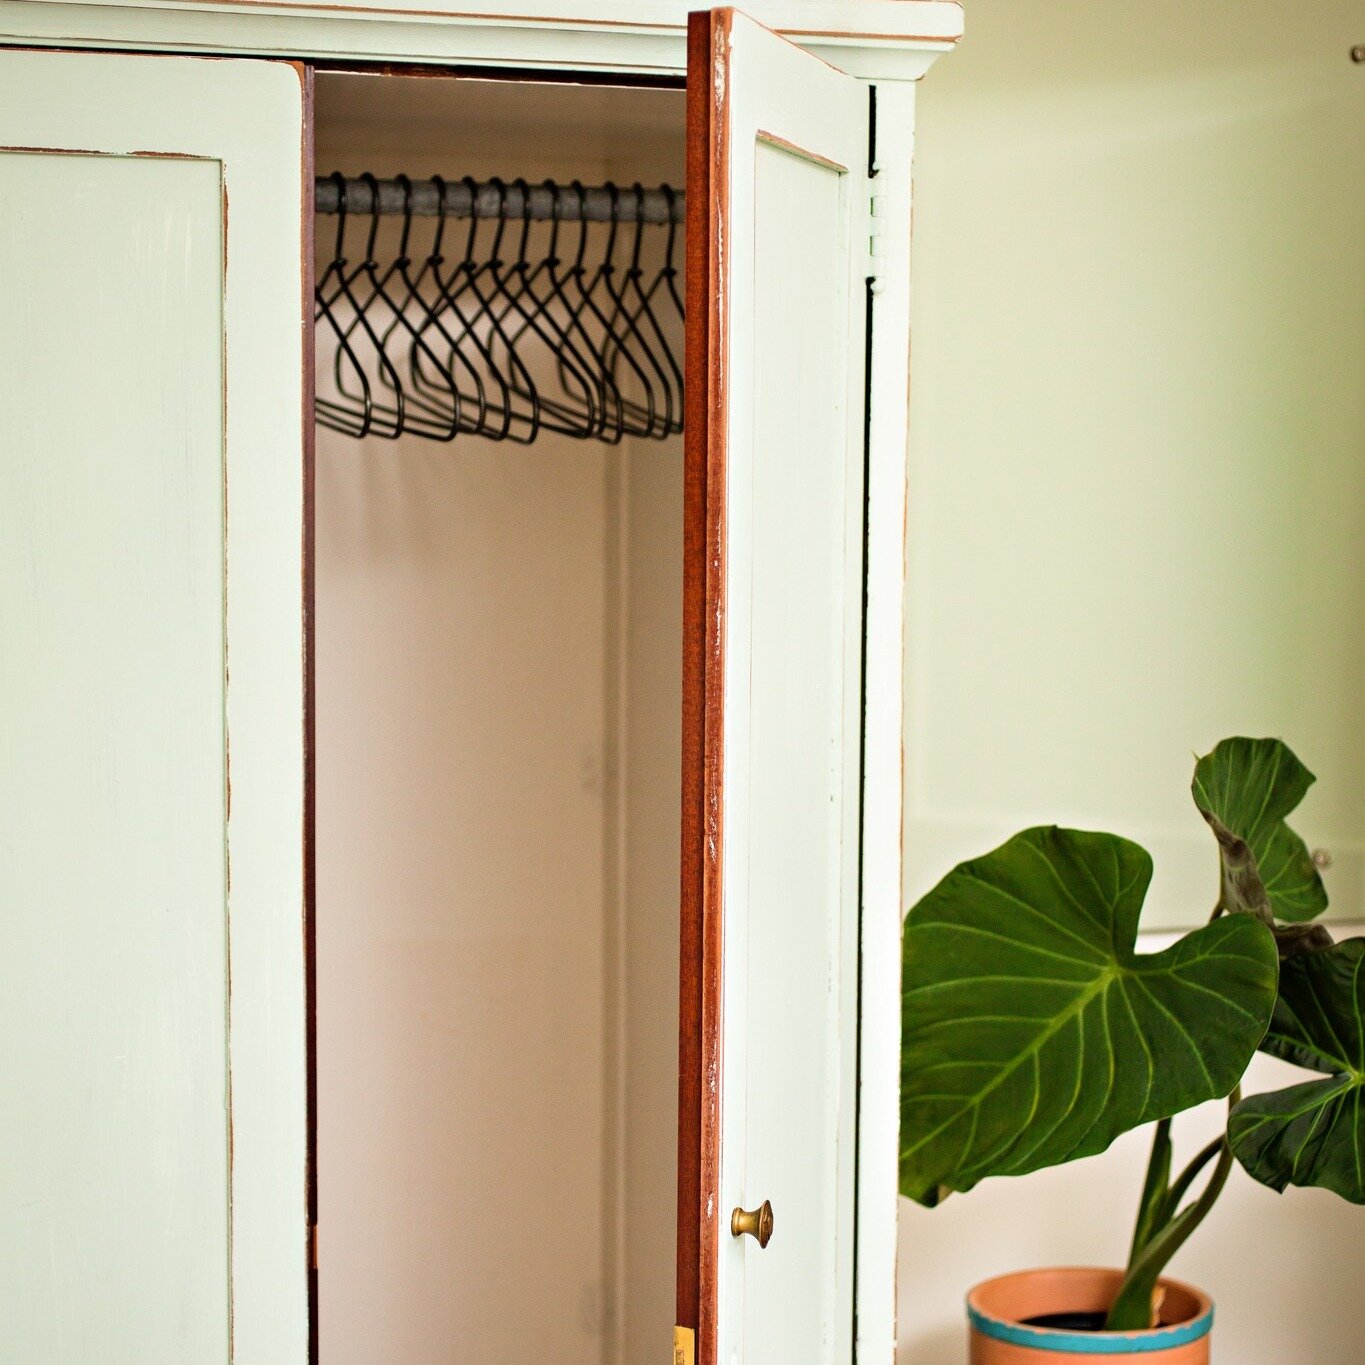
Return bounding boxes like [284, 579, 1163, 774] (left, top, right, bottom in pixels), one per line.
[314, 172, 685, 444]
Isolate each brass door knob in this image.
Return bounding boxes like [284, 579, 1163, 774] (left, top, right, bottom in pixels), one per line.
[731, 1200, 774, 1248]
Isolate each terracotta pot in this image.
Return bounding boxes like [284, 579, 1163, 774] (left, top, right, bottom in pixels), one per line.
[967, 1267, 1213, 1363]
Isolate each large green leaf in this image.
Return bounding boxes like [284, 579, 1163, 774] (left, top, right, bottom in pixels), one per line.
[1229, 938, 1365, 1203]
[900, 826, 1278, 1205]
[1191, 737, 1327, 924]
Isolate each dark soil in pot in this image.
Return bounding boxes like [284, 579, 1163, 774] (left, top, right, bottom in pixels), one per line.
[1020, 1311, 1110, 1331]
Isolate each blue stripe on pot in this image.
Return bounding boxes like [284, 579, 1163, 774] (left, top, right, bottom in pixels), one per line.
[967, 1303, 1215, 1355]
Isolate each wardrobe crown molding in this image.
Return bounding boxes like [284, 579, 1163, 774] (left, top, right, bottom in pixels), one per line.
[1, 0, 964, 81]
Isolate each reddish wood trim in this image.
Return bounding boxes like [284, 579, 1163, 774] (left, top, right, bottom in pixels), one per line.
[221, 154, 236, 1365]
[677, 9, 731, 1363]
[298, 60, 320, 1365]
[0, 143, 212, 159]
[309, 57, 685, 88]
[755, 127, 848, 172]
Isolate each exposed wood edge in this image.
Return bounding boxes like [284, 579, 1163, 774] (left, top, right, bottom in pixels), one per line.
[307, 59, 685, 90]
[298, 59, 319, 1365]
[675, 6, 708, 1347]
[676, 9, 730, 1364]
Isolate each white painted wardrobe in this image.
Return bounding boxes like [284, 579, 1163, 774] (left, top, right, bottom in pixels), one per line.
[0, 5, 963, 1363]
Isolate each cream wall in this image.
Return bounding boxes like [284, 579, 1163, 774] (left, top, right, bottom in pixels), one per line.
[903, 0, 1365, 933]
[899, 2, 1365, 1360]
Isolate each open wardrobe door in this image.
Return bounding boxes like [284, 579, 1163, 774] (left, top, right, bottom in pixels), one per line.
[0, 49, 310, 1363]
[677, 10, 871, 1365]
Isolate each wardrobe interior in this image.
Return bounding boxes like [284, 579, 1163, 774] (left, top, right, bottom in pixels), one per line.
[312, 71, 686, 1364]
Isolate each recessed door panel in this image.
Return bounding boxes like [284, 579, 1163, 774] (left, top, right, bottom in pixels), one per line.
[678, 11, 869, 1362]
[0, 49, 309, 1362]
[0, 147, 229, 1365]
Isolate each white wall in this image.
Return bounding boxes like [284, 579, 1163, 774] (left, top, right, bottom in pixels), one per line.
[899, 3, 1365, 1360]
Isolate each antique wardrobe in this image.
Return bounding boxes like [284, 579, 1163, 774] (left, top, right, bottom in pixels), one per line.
[0, 3, 962, 1361]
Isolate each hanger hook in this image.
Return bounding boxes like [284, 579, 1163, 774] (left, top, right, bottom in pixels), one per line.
[360, 171, 382, 264]
[660, 183, 679, 273]
[461, 174, 482, 267]
[331, 170, 349, 261]
[395, 173, 415, 262]
[429, 174, 449, 261]
[486, 176, 510, 262]
[569, 180, 590, 273]
[512, 176, 534, 270]
[542, 178, 564, 261]
[629, 181, 647, 272]
[603, 180, 621, 268]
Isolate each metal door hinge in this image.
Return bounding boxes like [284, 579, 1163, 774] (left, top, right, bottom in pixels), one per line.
[868, 82, 879, 177]
[868, 191, 887, 293]
[673, 1325, 696, 1365]
[865, 81, 884, 292]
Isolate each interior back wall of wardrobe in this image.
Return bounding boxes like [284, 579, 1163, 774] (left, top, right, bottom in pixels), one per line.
[312, 75, 685, 1364]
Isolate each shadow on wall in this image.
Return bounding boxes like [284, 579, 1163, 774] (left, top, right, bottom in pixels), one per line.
[897, 1061, 1365, 1363]
[900, 1323, 965, 1365]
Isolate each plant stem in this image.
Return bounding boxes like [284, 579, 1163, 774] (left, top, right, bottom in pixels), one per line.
[1105, 1089, 1241, 1332]
[1128, 1119, 1172, 1262]
[1156, 1134, 1224, 1228]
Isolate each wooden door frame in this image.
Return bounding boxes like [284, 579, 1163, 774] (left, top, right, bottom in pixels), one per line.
[300, 61, 319, 1365]
[676, 13, 889, 1361]
[675, 9, 728, 1356]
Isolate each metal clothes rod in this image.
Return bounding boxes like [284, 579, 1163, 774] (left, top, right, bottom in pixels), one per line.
[314, 168, 685, 444]
[314, 175, 685, 225]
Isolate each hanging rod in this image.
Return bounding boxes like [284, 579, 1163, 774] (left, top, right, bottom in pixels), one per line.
[314, 175, 685, 225]
[314, 168, 685, 445]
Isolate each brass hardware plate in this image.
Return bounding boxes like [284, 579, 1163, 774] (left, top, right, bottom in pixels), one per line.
[730, 1198, 774, 1248]
[673, 1325, 696, 1365]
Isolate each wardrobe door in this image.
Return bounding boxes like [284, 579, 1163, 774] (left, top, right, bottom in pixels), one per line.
[0, 50, 310, 1363]
[677, 10, 870, 1364]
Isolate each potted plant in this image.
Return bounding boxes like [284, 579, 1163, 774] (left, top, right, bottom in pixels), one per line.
[900, 737, 1364, 1361]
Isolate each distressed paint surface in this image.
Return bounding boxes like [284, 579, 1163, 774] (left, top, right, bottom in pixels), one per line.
[737, 138, 859, 1360]
[0, 150, 229, 1364]
[0, 49, 308, 1362]
[701, 13, 870, 1364]
[0, 0, 962, 81]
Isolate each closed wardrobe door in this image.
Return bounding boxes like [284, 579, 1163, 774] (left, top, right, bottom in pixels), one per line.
[0, 50, 310, 1364]
[677, 10, 871, 1365]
